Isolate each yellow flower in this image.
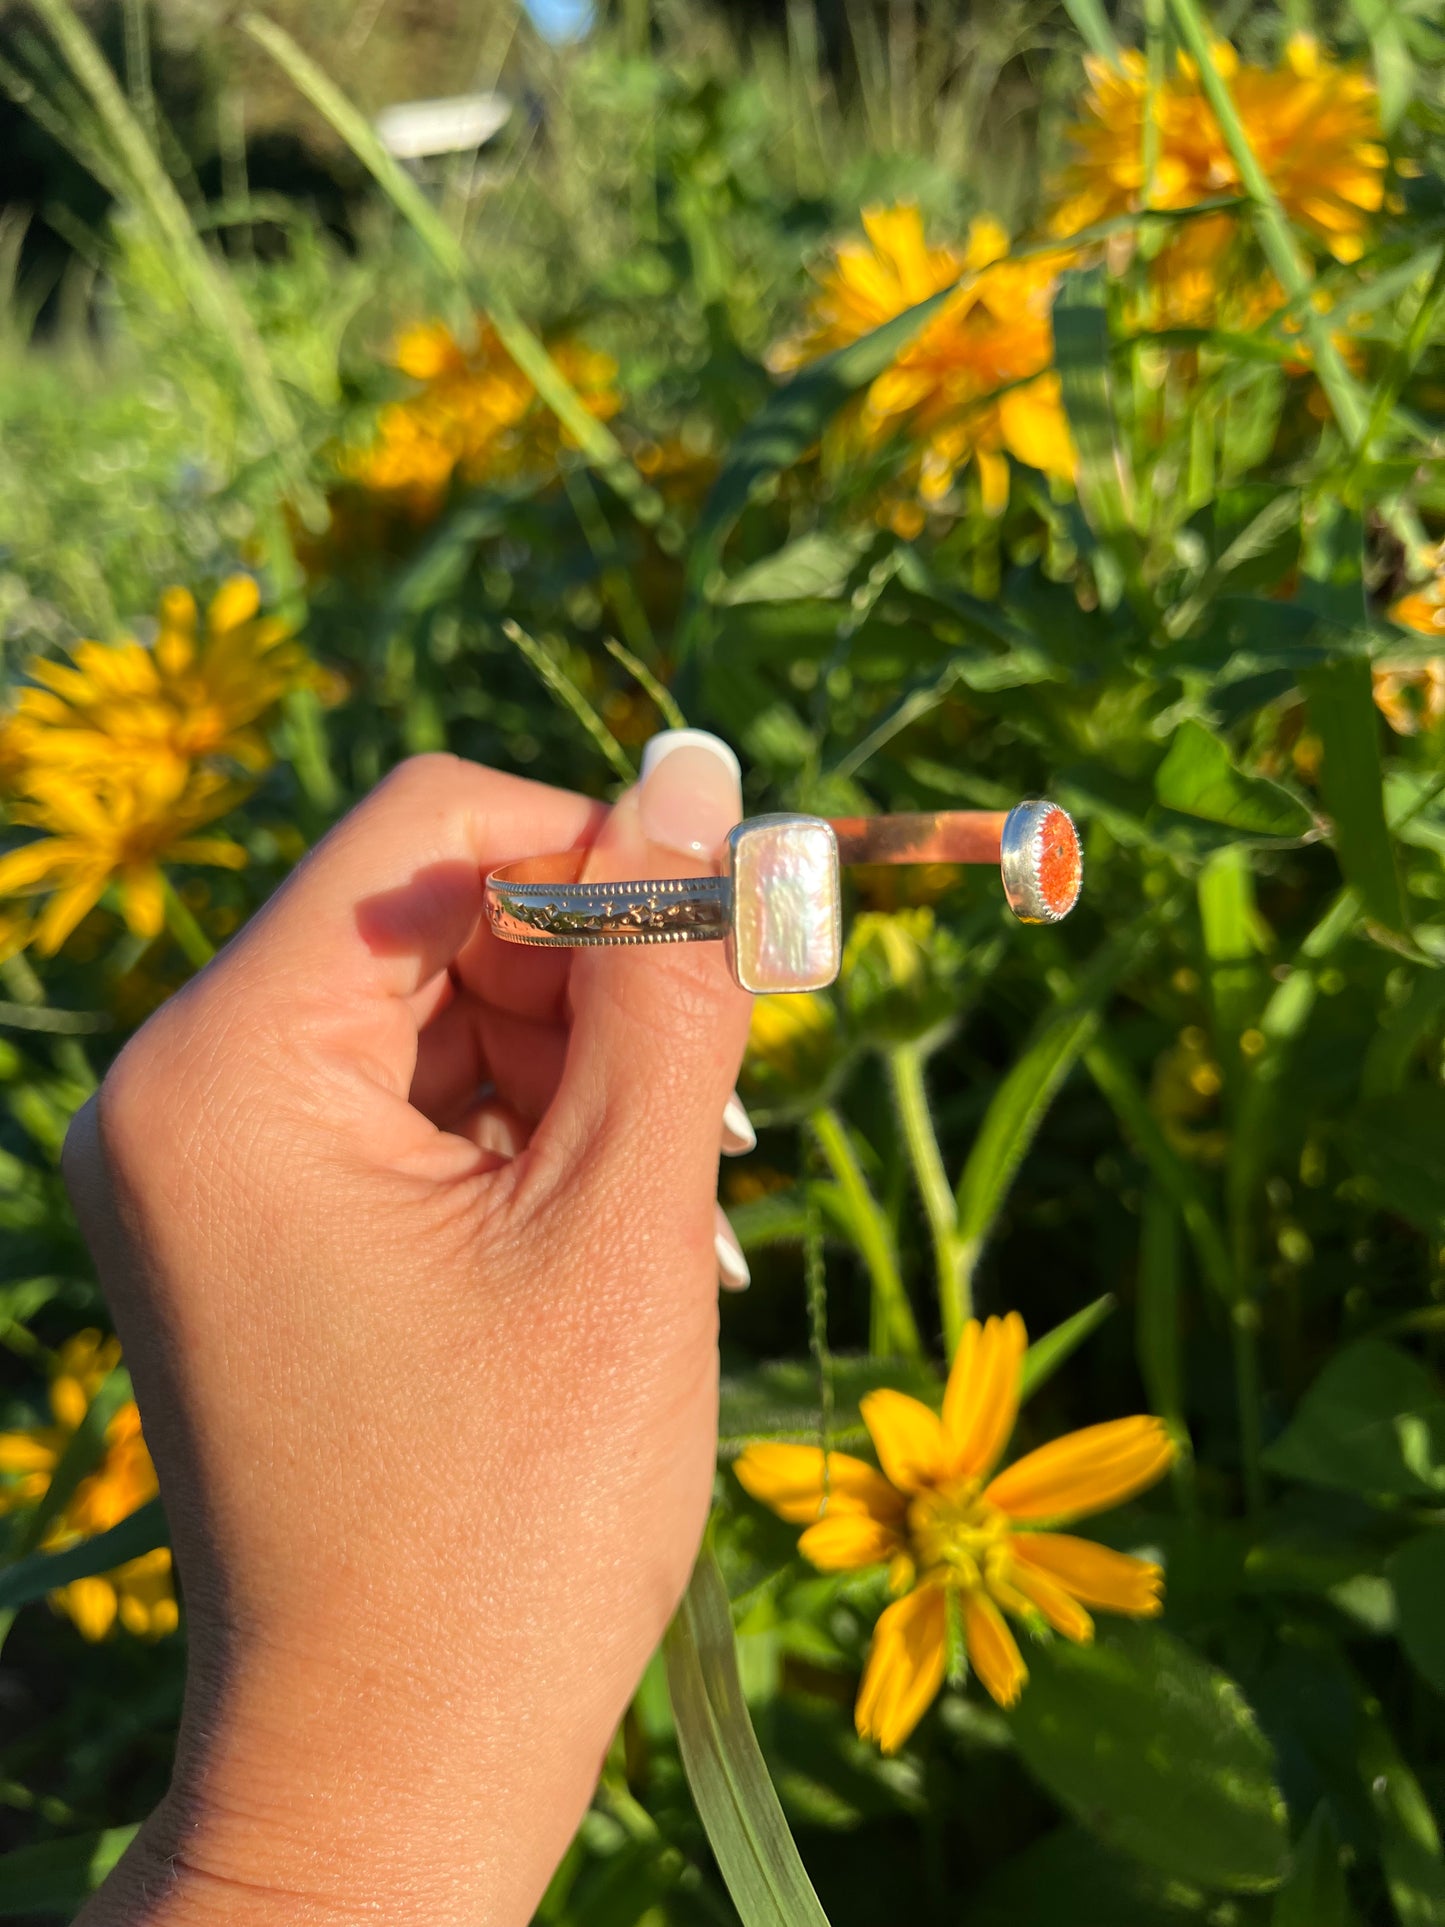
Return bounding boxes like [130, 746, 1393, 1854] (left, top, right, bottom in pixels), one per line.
[1374, 662, 1445, 735]
[0, 578, 313, 789]
[735, 1314, 1173, 1751]
[1050, 39, 1387, 331]
[840, 908, 963, 1044]
[0, 759, 248, 952]
[340, 318, 620, 519]
[1389, 574, 1445, 636]
[1052, 39, 1386, 261]
[0, 1331, 177, 1642]
[1378, 573, 1445, 733]
[741, 990, 841, 1110]
[771, 205, 1076, 517]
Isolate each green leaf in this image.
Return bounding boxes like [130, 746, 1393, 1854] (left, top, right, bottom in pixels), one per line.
[1346, 0, 1415, 136]
[1304, 655, 1406, 931]
[1261, 1340, 1445, 1500]
[720, 1301, 1113, 1460]
[0, 1498, 167, 1613]
[1008, 1624, 1290, 1893]
[0, 1826, 138, 1917]
[1388, 1532, 1445, 1696]
[953, 934, 1137, 1302]
[971, 1826, 1213, 1927]
[715, 531, 872, 606]
[1018, 1294, 1115, 1400]
[718, 1355, 942, 1457]
[1271, 1807, 1354, 1927]
[1336, 1091, 1445, 1236]
[1059, 0, 1125, 67]
[1359, 1705, 1445, 1927]
[664, 1546, 831, 1927]
[676, 282, 958, 658]
[1054, 269, 1135, 542]
[1155, 720, 1316, 839]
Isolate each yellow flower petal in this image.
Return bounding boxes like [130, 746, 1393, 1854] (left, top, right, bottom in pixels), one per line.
[975, 446, 1010, 518]
[943, 1312, 1027, 1479]
[119, 865, 165, 941]
[860, 1390, 953, 1494]
[998, 378, 1076, 483]
[57, 1575, 118, 1642]
[734, 1443, 905, 1525]
[207, 575, 262, 636]
[1011, 1533, 1165, 1616]
[35, 871, 108, 955]
[0, 1430, 61, 1475]
[963, 1591, 1028, 1707]
[855, 1581, 948, 1753]
[1007, 1556, 1095, 1643]
[985, 1416, 1175, 1524]
[798, 1512, 904, 1572]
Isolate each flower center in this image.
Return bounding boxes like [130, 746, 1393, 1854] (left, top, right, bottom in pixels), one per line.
[907, 1481, 1012, 1591]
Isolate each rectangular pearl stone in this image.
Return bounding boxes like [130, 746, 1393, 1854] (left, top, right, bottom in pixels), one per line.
[726, 816, 841, 993]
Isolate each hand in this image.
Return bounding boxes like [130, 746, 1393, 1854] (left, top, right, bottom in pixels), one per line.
[62, 737, 753, 1925]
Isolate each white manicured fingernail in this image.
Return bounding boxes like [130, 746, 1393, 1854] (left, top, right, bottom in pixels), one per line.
[640, 727, 742, 785]
[722, 1091, 756, 1156]
[715, 1205, 751, 1291]
[638, 729, 743, 859]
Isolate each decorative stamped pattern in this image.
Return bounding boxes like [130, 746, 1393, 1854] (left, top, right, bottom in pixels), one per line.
[487, 874, 731, 946]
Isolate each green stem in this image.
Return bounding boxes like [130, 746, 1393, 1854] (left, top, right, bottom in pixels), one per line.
[887, 1043, 966, 1355]
[808, 1104, 921, 1361]
[162, 880, 216, 970]
[1164, 0, 1368, 446]
[560, 466, 658, 663]
[1230, 1302, 1265, 1519]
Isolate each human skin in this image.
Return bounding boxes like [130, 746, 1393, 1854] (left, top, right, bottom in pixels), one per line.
[62, 739, 753, 1925]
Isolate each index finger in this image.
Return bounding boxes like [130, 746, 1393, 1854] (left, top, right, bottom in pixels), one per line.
[219, 754, 603, 1026]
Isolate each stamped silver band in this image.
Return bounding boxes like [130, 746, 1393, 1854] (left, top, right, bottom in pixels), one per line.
[486, 858, 730, 948]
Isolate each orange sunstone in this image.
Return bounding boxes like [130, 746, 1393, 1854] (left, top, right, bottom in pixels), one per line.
[1037, 807, 1082, 919]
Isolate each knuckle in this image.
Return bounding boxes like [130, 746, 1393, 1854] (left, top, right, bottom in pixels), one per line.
[374, 751, 467, 806]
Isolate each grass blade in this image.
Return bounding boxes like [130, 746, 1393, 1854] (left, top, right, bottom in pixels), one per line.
[1304, 654, 1407, 933]
[241, 13, 664, 532]
[1060, 0, 1125, 67]
[0, 1498, 167, 1614]
[950, 933, 1138, 1353]
[1054, 267, 1135, 541]
[665, 1546, 831, 1927]
[1084, 1036, 1236, 1304]
[501, 621, 637, 784]
[1020, 1293, 1115, 1400]
[1163, 0, 1369, 449]
[10, 1366, 132, 1561]
[29, 0, 306, 489]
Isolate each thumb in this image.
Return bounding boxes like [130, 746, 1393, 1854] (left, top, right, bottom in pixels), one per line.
[535, 729, 752, 1249]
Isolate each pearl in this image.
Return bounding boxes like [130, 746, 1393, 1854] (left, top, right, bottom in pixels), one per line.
[727, 815, 842, 994]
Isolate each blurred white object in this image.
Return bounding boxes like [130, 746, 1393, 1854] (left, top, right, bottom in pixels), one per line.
[375, 94, 511, 161]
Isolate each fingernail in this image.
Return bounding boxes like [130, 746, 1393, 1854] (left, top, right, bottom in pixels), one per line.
[715, 1204, 751, 1291]
[638, 729, 743, 860]
[722, 1090, 756, 1156]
